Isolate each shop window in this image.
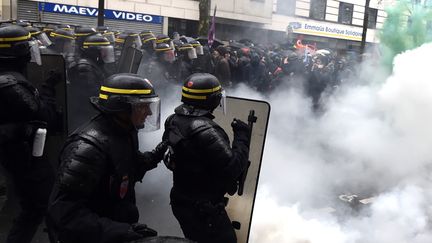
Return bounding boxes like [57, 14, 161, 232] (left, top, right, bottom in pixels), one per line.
[310, 0, 326, 20]
[367, 7, 378, 29]
[275, 0, 296, 16]
[338, 2, 353, 25]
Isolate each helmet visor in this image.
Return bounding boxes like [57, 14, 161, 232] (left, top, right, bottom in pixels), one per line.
[130, 96, 161, 131]
[132, 35, 143, 49]
[104, 32, 115, 44]
[37, 32, 52, 47]
[215, 89, 227, 115]
[187, 48, 197, 60]
[29, 40, 42, 65]
[100, 45, 115, 64]
[195, 45, 204, 55]
[163, 49, 176, 63]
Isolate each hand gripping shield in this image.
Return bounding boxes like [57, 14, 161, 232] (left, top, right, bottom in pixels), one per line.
[213, 96, 271, 243]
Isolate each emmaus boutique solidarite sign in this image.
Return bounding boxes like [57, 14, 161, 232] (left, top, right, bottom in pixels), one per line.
[288, 21, 363, 41]
[38, 2, 163, 24]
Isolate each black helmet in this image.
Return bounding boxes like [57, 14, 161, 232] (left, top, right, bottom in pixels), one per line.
[155, 43, 175, 63]
[181, 73, 225, 111]
[140, 31, 156, 49]
[189, 40, 204, 56]
[74, 26, 96, 47]
[26, 26, 52, 47]
[178, 43, 197, 60]
[57, 24, 73, 32]
[82, 34, 115, 63]
[0, 25, 40, 64]
[156, 34, 171, 44]
[50, 28, 75, 55]
[91, 73, 161, 130]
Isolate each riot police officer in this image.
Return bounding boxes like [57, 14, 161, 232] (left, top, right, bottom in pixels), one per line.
[46, 73, 166, 243]
[48, 28, 75, 65]
[138, 43, 176, 92]
[162, 73, 250, 243]
[0, 24, 59, 243]
[67, 33, 115, 132]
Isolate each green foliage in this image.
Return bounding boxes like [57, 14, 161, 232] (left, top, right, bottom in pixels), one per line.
[380, 0, 432, 71]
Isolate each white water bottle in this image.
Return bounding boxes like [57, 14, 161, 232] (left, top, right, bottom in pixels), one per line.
[32, 128, 47, 157]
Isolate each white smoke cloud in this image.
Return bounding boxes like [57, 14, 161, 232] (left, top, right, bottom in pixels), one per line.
[247, 43, 432, 243]
[135, 43, 432, 242]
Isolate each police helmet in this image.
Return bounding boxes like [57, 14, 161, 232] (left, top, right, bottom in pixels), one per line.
[26, 26, 52, 47]
[0, 25, 41, 64]
[91, 73, 161, 130]
[178, 43, 197, 60]
[140, 31, 156, 49]
[82, 34, 115, 64]
[155, 43, 175, 63]
[189, 40, 204, 56]
[50, 28, 75, 55]
[156, 34, 174, 49]
[57, 24, 73, 32]
[181, 73, 225, 111]
[74, 27, 96, 45]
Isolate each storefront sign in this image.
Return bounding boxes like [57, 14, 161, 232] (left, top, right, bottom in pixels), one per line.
[38, 2, 163, 24]
[288, 21, 363, 41]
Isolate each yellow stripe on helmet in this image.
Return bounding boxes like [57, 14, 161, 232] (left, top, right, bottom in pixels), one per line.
[182, 92, 207, 100]
[182, 86, 221, 94]
[30, 31, 42, 36]
[179, 46, 193, 51]
[99, 94, 108, 100]
[115, 38, 125, 43]
[83, 41, 111, 46]
[0, 33, 31, 42]
[101, 86, 152, 95]
[156, 37, 170, 43]
[155, 47, 172, 52]
[50, 32, 75, 39]
[0, 44, 12, 48]
[142, 37, 156, 43]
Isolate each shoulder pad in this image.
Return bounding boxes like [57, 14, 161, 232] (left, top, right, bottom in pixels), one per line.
[0, 74, 18, 89]
[187, 116, 219, 137]
[70, 115, 110, 152]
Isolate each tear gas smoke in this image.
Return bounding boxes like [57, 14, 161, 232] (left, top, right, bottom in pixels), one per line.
[247, 42, 432, 243]
[134, 2, 432, 241]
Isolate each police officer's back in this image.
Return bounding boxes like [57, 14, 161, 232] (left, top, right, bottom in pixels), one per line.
[163, 73, 250, 243]
[0, 24, 59, 243]
[47, 73, 166, 243]
[67, 34, 115, 132]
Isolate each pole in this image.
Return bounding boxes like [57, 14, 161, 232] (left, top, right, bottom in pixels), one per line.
[360, 0, 371, 58]
[97, 0, 105, 27]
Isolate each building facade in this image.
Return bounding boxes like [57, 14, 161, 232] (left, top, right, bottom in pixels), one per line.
[3, 0, 395, 50]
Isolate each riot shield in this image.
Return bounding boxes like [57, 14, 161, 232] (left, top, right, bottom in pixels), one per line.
[117, 35, 144, 74]
[26, 53, 68, 169]
[213, 96, 271, 243]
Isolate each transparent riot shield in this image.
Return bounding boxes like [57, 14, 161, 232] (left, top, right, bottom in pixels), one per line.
[26, 53, 67, 169]
[117, 35, 144, 74]
[213, 96, 271, 243]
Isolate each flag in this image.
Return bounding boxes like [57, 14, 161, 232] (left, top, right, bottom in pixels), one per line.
[208, 5, 217, 48]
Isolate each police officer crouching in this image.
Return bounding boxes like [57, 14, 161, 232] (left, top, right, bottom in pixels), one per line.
[0, 25, 60, 243]
[46, 73, 167, 243]
[163, 73, 250, 243]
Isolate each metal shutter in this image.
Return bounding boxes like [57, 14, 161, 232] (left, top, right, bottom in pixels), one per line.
[17, 0, 162, 34]
[17, 0, 39, 22]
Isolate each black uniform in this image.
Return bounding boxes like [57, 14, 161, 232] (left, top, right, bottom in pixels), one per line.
[47, 114, 152, 243]
[163, 73, 249, 243]
[46, 73, 163, 243]
[0, 25, 59, 243]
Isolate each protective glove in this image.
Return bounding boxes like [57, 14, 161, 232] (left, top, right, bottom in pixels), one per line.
[136, 141, 168, 180]
[231, 118, 250, 145]
[131, 223, 157, 237]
